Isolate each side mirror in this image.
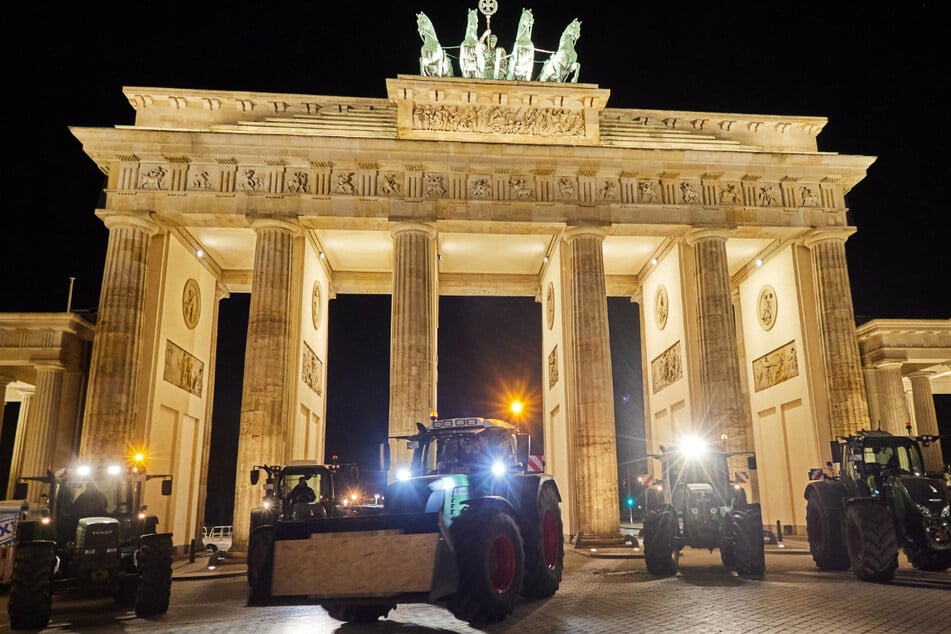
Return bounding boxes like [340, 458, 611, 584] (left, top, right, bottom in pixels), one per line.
[516, 434, 531, 469]
[161, 479, 173, 496]
[250, 469, 260, 486]
[747, 455, 757, 471]
[13, 481, 27, 500]
[379, 442, 391, 472]
[829, 441, 842, 464]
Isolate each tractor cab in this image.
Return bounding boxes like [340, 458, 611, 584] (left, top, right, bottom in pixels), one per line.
[835, 431, 926, 495]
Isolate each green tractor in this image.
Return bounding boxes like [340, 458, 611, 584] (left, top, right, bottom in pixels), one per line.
[249, 416, 564, 626]
[804, 430, 950, 582]
[7, 461, 174, 630]
[642, 437, 765, 577]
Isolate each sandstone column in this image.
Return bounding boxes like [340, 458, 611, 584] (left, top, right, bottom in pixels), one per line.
[803, 229, 870, 437]
[232, 219, 300, 550]
[685, 229, 751, 476]
[80, 213, 159, 459]
[0, 374, 11, 457]
[862, 366, 883, 430]
[909, 372, 944, 472]
[388, 222, 438, 473]
[6, 388, 32, 496]
[18, 364, 64, 504]
[875, 361, 910, 436]
[563, 226, 621, 543]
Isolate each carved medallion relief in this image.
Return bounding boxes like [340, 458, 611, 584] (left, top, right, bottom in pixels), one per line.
[182, 279, 201, 330]
[757, 285, 777, 331]
[654, 285, 669, 330]
[546, 283, 555, 330]
[312, 282, 322, 330]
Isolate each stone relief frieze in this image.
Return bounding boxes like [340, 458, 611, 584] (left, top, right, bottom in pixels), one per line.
[380, 173, 403, 196]
[651, 340, 683, 394]
[680, 182, 701, 204]
[558, 177, 577, 200]
[511, 178, 535, 200]
[469, 177, 493, 199]
[335, 172, 356, 194]
[302, 341, 323, 395]
[139, 166, 167, 190]
[163, 339, 204, 397]
[720, 183, 743, 204]
[548, 345, 559, 389]
[800, 186, 820, 207]
[639, 181, 659, 203]
[752, 340, 799, 393]
[286, 171, 310, 194]
[425, 175, 446, 197]
[599, 180, 617, 201]
[239, 169, 266, 192]
[758, 184, 779, 206]
[412, 104, 585, 137]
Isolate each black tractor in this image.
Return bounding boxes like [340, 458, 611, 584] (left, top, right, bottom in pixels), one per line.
[804, 430, 950, 582]
[642, 438, 765, 577]
[7, 461, 174, 630]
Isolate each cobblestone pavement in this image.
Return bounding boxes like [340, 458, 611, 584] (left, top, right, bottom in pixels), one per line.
[2, 538, 949, 633]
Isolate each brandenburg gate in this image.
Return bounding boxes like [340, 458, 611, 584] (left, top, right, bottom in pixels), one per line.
[51, 7, 896, 550]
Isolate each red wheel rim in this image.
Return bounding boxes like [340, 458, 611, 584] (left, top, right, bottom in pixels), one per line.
[490, 534, 516, 592]
[542, 510, 560, 568]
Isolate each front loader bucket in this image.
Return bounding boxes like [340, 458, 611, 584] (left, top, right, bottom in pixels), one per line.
[249, 512, 445, 605]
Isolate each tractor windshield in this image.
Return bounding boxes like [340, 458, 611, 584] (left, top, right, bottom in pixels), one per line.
[423, 429, 516, 475]
[56, 474, 133, 517]
[862, 438, 925, 477]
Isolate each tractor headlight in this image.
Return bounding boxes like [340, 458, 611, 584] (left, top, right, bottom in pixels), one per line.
[396, 468, 411, 481]
[679, 436, 708, 459]
[77, 465, 91, 476]
[491, 461, 507, 477]
[107, 464, 121, 475]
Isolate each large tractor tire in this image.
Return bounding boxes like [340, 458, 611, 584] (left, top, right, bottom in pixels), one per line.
[805, 486, 850, 570]
[247, 525, 275, 587]
[135, 533, 173, 618]
[448, 507, 524, 625]
[845, 501, 898, 583]
[324, 602, 395, 623]
[8, 540, 55, 631]
[520, 483, 564, 599]
[643, 506, 678, 575]
[731, 504, 766, 577]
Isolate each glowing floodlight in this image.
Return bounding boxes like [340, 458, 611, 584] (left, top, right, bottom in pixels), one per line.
[679, 436, 708, 459]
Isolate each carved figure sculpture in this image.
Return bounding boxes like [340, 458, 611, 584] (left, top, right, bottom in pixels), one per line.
[507, 8, 535, 81]
[538, 19, 581, 82]
[417, 12, 453, 77]
[459, 9, 486, 79]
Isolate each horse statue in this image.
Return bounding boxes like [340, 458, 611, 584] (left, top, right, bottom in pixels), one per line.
[538, 19, 582, 83]
[417, 12, 453, 77]
[506, 8, 535, 81]
[458, 9, 486, 79]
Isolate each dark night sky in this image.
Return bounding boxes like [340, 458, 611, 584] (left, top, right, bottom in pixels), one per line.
[4, 2, 948, 520]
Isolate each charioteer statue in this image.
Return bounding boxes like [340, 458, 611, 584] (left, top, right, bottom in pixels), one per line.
[417, 1, 581, 83]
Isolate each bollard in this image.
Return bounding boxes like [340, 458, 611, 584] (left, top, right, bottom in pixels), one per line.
[775, 520, 783, 542]
[189, 538, 196, 563]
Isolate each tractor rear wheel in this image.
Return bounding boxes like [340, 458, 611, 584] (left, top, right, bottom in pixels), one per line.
[643, 506, 678, 575]
[8, 540, 55, 630]
[247, 525, 275, 588]
[521, 483, 564, 599]
[448, 507, 524, 625]
[845, 501, 898, 583]
[806, 488, 850, 570]
[731, 504, 766, 577]
[135, 533, 173, 617]
[324, 602, 395, 623]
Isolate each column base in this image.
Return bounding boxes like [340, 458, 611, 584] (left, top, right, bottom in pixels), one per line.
[570, 531, 629, 549]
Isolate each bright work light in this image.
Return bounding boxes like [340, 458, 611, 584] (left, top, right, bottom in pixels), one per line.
[491, 461, 507, 477]
[396, 468, 411, 481]
[679, 436, 708, 459]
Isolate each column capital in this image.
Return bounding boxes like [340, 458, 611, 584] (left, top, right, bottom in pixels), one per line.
[683, 227, 733, 246]
[249, 218, 302, 236]
[907, 370, 935, 381]
[873, 359, 906, 370]
[97, 211, 160, 236]
[563, 224, 608, 241]
[800, 226, 857, 249]
[34, 362, 66, 373]
[389, 221, 436, 239]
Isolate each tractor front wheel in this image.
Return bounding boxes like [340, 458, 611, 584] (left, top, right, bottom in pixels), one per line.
[845, 501, 898, 583]
[643, 506, 678, 575]
[521, 483, 564, 599]
[448, 507, 524, 625]
[247, 525, 275, 588]
[8, 540, 55, 630]
[731, 504, 766, 577]
[135, 533, 173, 617]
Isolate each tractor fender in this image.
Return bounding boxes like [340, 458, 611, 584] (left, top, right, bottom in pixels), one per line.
[459, 495, 518, 520]
[13, 519, 55, 543]
[503, 474, 560, 530]
[804, 478, 850, 509]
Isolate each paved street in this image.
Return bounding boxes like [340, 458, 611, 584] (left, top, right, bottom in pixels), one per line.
[2, 537, 948, 633]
